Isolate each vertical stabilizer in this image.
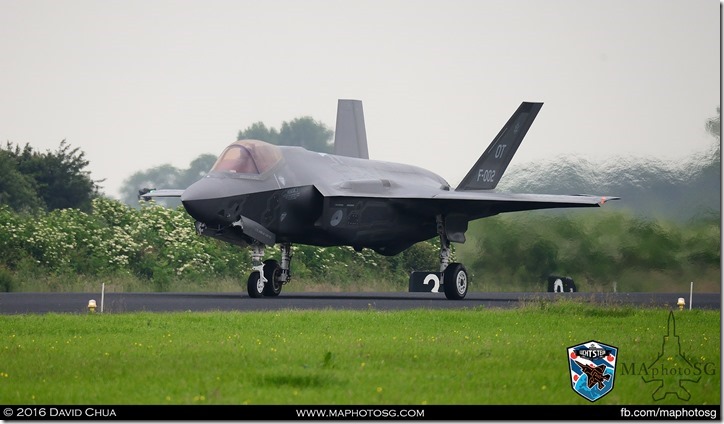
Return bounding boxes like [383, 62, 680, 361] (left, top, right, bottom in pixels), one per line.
[334, 99, 369, 159]
[456, 102, 543, 191]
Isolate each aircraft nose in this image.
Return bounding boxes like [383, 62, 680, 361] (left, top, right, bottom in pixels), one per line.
[181, 178, 227, 224]
[181, 177, 213, 203]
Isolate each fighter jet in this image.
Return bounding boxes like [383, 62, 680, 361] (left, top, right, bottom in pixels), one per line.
[139, 99, 618, 300]
[575, 361, 612, 390]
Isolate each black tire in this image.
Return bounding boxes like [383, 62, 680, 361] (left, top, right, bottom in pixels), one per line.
[262, 259, 283, 297]
[443, 262, 468, 300]
[247, 272, 264, 298]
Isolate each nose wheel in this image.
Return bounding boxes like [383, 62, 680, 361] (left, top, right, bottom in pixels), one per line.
[246, 242, 292, 298]
[247, 259, 283, 298]
[247, 271, 265, 298]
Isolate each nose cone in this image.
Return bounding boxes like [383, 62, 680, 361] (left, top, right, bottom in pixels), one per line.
[181, 177, 227, 224]
[181, 177, 216, 203]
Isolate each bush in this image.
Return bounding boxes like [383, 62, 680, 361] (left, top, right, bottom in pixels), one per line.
[0, 266, 15, 292]
[0, 197, 719, 292]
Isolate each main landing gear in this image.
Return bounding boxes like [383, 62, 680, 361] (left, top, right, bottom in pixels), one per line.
[247, 242, 292, 298]
[408, 215, 469, 299]
[436, 216, 469, 300]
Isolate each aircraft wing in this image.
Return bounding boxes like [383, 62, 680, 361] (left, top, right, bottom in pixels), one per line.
[433, 190, 616, 208]
[427, 191, 618, 219]
[315, 173, 617, 221]
[138, 188, 185, 201]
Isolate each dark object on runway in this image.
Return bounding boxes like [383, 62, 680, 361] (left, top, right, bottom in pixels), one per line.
[548, 276, 577, 292]
[139, 99, 617, 300]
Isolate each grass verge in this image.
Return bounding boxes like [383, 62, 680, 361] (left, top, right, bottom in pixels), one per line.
[0, 300, 719, 405]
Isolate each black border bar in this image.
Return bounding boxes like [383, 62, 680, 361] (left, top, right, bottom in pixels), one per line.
[1, 405, 721, 421]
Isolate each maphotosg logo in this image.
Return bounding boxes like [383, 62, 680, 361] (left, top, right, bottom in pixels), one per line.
[619, 311, 716, 401]
[567, 340, 618, 402]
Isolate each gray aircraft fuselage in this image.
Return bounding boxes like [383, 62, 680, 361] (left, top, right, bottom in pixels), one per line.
[181, 142, 455, 255]
[180, 137, 611, 257]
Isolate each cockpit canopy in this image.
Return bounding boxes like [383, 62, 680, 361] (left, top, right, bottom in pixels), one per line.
[210, 139, 282, 175]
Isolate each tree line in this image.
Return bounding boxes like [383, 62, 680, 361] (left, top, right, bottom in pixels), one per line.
[0, 140, 102, 213]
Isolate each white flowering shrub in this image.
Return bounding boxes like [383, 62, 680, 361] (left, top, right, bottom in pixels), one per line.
[0, 205, 29, 268]
[0, 197, 440, 290]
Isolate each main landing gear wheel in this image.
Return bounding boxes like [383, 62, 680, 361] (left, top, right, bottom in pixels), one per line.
[247, 259, 283, 298]
[443, 262, 468, 300]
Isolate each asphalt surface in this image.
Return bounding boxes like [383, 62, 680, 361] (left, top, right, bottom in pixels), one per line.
[0, 291, 720, 314]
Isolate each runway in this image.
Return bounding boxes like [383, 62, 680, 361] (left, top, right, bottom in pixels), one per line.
[0, 291, 719, 314]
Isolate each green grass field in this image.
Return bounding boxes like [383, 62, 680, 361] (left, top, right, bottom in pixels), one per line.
[0, 300, 719, 406]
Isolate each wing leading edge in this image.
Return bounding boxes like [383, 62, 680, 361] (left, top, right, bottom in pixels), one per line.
[430, 191, 618, 219]
[138, 188, 184, 201]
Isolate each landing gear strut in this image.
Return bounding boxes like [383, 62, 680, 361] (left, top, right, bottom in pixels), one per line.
[437, 215, 468, 300]
[247, 242, 292, 298]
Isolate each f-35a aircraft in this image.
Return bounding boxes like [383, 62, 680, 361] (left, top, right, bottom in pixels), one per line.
[140, 99, 618, 300]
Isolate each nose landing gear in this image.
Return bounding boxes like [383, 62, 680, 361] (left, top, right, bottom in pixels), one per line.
[247, 242, 292, 298]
